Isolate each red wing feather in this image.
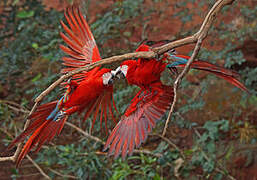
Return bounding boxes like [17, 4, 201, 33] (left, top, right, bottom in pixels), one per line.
[81, 88, 117, 133]
[104, 83, 174, 159]
[60, 6, 101, 81]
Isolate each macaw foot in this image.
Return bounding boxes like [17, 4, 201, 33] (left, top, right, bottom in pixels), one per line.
[155, 53, 163, 61]
[53, 111, 66, 121]
[167, 48, 177, 55]
[167, 66, 179, 78]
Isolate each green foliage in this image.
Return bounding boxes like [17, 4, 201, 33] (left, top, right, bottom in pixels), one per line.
[16, 10, 34, 18]
[111, 155, 160, 180]
[191, 120, 230, 174]
[0, 0, 63, 102]
[37, 141, 111, 179]
[91, 0, 144, 54]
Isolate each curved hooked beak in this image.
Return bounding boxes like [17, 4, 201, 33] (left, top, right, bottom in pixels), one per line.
[111, 66, 125, 79]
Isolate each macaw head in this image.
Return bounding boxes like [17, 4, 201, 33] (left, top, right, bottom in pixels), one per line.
[111, 60, 136, 79]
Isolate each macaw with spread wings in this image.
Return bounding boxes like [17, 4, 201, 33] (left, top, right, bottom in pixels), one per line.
[8, 6, 117, 167]
[104, 40, 248, 159]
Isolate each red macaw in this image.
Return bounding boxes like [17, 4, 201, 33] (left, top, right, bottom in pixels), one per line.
[8, 6, 117, 167]
[103, 41, 174, 159]
[104, 40, 248, 159]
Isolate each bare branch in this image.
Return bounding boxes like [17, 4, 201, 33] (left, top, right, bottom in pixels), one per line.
[26, 155, 51, 180]
[33, 1, 236, 105]
[12, 102, 39, 162]
[49, 168, 78, 179]
[0, 156, 15, 162]
[162, 38, 203, 136]
[162, 0, 236, 136]
[66, 122, 162, 158]
[65, 122, 104, 144]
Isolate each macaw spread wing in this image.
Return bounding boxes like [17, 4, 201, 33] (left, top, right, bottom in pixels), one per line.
[104, 83, 174, 158]
[60, 6, 101, 83]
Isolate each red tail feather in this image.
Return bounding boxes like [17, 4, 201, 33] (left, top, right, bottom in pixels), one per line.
[7, 101, 58, 151]
[15, 116, 67, 167]
[7, 101, 69, 167]
[174, 55, 248, 92]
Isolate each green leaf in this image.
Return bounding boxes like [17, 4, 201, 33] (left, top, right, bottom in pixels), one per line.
[219, 120, 229, 132]
[31, 73, 42, 82]
[206, 141, 216, 153]
[214, 173, 223, 180]
[17, 10, 35, 18]
[154, 141, 168, 153]
[203, 160, 215, 173]
[225, 146, 234, 160]
[32, 42, 39, 49]
[184, 149, 194, 156]
[123, 31, 132, 37]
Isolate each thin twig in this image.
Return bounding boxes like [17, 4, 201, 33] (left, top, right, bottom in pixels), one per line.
[162, 38, 203, 136]
[150, 133, 185, 159]
[12, 102, 39, 161]
[26, 155, 51, 180]
[0, 100, 29, 113]
[134, 149, 162, 158]
[48, 168, 78, 179]
[162, 0, 236, 136]
[0, 103, 38, 162]
[65, 122, 104, 144]
[66, 122, 163, 158]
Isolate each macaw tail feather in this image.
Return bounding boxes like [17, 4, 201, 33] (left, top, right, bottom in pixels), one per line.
[167, 55, 249, 93]
[7, 101, 68, 167]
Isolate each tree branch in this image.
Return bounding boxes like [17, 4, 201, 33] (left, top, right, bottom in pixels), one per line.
[162, 38, 203, 136]
[26, 155, 51, 180]
[65, 122, 104, 144]
[34, 0, 235, 105]
[161, 0, 235, 136]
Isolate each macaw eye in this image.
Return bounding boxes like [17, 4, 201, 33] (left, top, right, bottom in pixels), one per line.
[102, 72, 113, 85]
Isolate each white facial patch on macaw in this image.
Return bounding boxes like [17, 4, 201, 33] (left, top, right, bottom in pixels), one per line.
[120, 65, 128, 77]
[102, 72, 113, 85]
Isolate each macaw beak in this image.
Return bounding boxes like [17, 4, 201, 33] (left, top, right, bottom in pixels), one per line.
[107, 71, 116, 85]
[107, 78, 114, 85]
[111, 66, 125, 79]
